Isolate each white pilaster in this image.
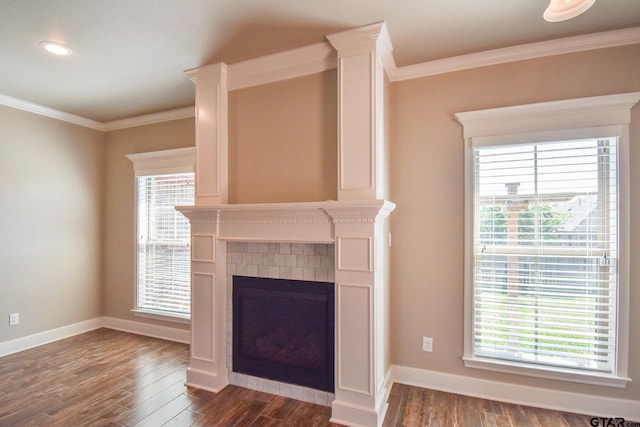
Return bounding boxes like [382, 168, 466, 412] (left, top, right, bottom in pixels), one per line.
[324, 201, 394, 427]
[183, 212, 229, 392]
[186, 63, 229, 205]
[326, 22, 393, 202]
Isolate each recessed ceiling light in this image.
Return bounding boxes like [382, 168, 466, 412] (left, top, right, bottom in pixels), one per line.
[544, 0, 596, 22]
[39, 41, 73, 56]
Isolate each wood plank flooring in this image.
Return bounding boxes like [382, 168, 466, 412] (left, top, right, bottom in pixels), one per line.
[382, 383, 594, 427]
[0, 328, 596, 426]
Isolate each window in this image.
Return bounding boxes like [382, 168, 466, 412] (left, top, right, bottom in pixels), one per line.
[456, 92, 639, 387]
[127, 148, 195, 321]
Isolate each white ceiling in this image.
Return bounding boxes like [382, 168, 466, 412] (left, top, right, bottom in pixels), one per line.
[1, 0, 638, 123]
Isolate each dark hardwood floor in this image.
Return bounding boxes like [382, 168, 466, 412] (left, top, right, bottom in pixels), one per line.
[0, 328, 595, 426]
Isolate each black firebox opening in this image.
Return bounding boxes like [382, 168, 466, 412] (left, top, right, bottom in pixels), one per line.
[232, 275, 335, 392]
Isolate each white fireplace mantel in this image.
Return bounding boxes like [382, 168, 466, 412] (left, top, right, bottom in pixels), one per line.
[178, 199, 395, 242]
[178, 199, 395, 427]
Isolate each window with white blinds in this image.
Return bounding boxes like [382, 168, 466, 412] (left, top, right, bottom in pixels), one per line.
[127, 147, 195, 321]
[457, 93, 639, 386]
[473, 138, 617, 373]
[136, 172, 194, 317]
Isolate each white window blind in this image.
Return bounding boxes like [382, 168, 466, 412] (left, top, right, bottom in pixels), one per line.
[472, 138, 617, 372]
[137, 172, 194, 317]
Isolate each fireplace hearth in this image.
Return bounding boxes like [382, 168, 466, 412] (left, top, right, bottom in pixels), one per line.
[232, 275, 335, 392]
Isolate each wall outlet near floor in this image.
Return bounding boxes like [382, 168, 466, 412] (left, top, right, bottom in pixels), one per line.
[422, 336, 433, 352]
[9, 313, 19, 326]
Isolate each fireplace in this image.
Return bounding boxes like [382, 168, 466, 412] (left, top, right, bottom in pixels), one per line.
[232, 275, 335, 392]
[180, 22, 395, 426]
[179, 200, 395, 425]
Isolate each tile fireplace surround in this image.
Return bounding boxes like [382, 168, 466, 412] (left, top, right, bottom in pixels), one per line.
[177, 22, 396, 427]
[226, 242, 336, 406]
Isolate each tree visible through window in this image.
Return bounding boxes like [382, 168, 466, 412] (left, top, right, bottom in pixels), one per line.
[458, 92, 638, 386]
[473, 139, 617, 372]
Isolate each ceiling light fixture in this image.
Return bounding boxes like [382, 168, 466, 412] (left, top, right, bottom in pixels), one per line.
[39, 41, 73, 56]
[544, 0, 596, 22]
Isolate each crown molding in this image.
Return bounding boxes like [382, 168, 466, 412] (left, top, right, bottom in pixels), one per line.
[391, 26, 640, 82]
[227, 42, 336, 91]
[0, 93, 106, 131]
[326, 21, 387, 57]
[104, 106, 195, 131]
[3, 26, 638, 129]
[0, 92, 194, 132]
[185, 62, 228, 88]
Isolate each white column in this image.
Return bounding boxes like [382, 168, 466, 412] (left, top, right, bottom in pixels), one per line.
[186, 63, 228, 206]
[179, 209, 229, 392]
[326, 22, 392, 202]
[324, 201, 395, 427]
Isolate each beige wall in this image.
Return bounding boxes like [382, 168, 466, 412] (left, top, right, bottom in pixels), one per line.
[102, 119, 195, 328]
[228, 71, 337, 203]
[2, 38, 638, 408]
[389, 44, 640, 401]
[0, 106, 104, 342]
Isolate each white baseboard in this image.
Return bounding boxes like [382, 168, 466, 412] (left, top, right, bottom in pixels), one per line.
[0, 316, 190, 358]
[3, 322, 638, 422]
[101, 316, 190, 344]
[389, 365, 640, 422]
[0, 318, 103, 358]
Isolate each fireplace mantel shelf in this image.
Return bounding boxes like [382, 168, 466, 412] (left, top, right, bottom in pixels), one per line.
[178, 199, 395, 218]
[177, 199, 395, 243]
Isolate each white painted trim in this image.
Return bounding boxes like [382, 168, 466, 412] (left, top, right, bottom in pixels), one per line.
[186, 366, 228, 393]
[0, 317, 191, 359]
[227, 42, 336, 91]
[131, 308, 191, 325]
[391, 26, 640, 81]
[2, 26, 639, 129]
[389, 365, 640, 422]
[5, 318, 637, 421]
[126, 146, 195, 176]
[0, 93, 105, 131]
[101, 316, 190, 344]
[0, 92, 193, 132]
[463, 356, 630, 388]
[456, 92, 640, 392]
[455, 91, 640, 138]
[104, 106, 195, 131]
[0, 318, 103, 358]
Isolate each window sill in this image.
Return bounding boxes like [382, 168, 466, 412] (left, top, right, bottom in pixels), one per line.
[132, 309, 191, 325]
[463, 356, 630, 388]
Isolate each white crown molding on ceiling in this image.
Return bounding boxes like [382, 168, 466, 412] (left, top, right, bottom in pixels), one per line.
[2, 26, 638, 131]
[104, 106, 195, 131]
[0, 93, 106, 131]
[393, 26, 640, 81]
[227, 42, 337, 91]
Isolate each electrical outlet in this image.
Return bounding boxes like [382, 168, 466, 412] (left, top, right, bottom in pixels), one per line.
[9, 313, 19, 326]
[422, 336, 433, 352]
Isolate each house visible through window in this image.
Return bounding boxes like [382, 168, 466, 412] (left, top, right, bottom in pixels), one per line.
[456, 92, 639, 387]
[473, 138, 617, 373]
[127, 147, 195, 321]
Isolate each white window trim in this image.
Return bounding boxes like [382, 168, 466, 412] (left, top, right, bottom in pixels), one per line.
[455, 92, 640, 387]
[126, 147, 196, 323]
